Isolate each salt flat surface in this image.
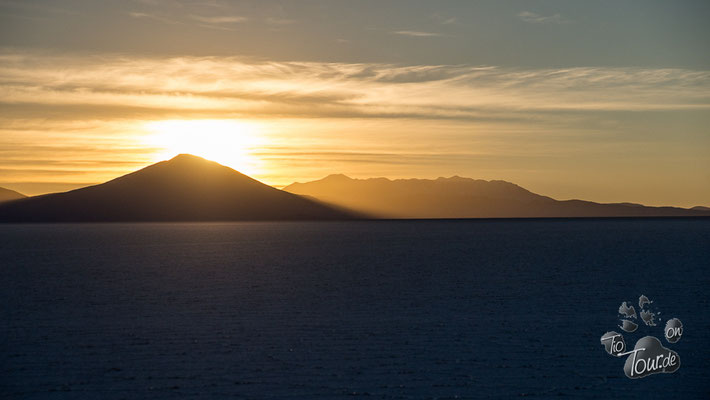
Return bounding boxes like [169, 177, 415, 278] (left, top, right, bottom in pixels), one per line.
[1, 219, 708, 398]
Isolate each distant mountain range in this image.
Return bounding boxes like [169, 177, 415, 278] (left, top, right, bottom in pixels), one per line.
[284, 174, 710, 219]
[1, 156, 707, 222]
[0, 154, 357, 222]
[0, 187, 26, 203]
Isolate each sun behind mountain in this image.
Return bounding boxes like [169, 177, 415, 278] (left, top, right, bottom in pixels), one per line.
[0, 154, 359, 222]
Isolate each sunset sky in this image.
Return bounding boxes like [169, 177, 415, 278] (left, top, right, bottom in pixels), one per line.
[1, 0, 708, 207]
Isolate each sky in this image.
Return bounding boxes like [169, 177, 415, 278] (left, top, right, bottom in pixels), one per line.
[0, 0, 708, 206]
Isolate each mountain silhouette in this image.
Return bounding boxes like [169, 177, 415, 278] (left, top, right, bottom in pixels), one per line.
[284, 174, 710, 218]
[0, 187, 26, 203]
[0, 155, 359, 222]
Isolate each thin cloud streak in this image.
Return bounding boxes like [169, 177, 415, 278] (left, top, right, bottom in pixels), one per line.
[518, 11, 571, 24]
[128, 10, 245, 31]
[391, 30, 443, 37]
[433, 15, 457, 25]
[0, 51, 707, 124]
[190, 15, 247, 24]
[128, 11, 180, 24]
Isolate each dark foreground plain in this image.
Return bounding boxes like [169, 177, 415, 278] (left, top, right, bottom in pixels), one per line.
[1, 219, 708, 399]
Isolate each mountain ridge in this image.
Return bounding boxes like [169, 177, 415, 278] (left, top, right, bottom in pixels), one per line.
[284, 174, 709, 219]
[2, 160, 707, 221]
[0, 154, 359, 222]
[0, 187, 26, 203]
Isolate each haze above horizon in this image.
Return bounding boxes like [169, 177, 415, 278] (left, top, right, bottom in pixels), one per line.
[1, 0, 708, 207]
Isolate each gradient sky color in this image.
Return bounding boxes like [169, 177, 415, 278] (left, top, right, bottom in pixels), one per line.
[1, 0, 708, 206]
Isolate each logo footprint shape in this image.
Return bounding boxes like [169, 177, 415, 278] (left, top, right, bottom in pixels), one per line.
[600, 295, 683, 379]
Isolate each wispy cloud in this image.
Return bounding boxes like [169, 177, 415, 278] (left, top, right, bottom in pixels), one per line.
[128, 7, 290, 30]
[128, 11, 180, 24]
[128, 11, 149, 18]
[1, 51, 707, 123]
[432, 14, 457, 25]
[190, 15, 247, 24]
[128, 10, 246, 30]
[518, 11, 571, 24]
[391, 30, 443, 38]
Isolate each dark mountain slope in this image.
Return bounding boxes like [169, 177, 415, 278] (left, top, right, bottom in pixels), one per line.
[0, 155, 359, 222]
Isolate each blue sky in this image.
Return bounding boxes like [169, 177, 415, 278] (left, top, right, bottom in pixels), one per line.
[2, 0, 708, 67]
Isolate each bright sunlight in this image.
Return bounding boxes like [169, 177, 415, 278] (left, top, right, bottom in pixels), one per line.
[142, 120, 264, 176]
